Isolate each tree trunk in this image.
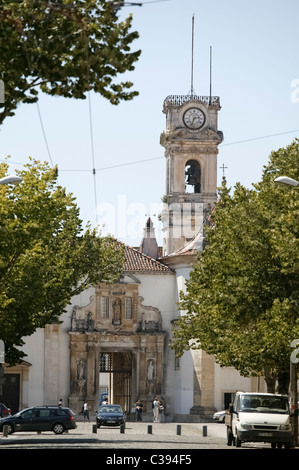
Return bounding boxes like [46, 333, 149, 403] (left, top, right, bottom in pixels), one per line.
[263, 368, 290, 394]
[264, 368, 276, 393]
[277, 371, 290, 395]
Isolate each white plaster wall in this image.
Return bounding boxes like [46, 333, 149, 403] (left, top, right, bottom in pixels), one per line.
[136, 273, 176, 324]
[173, 266, 195, 414]
[174, 350, 194, 414]
[214, 362, 252, 411]
[21, 328, 45, 406]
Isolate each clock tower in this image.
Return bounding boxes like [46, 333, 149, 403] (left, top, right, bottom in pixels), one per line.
[160, 94, 223, 256]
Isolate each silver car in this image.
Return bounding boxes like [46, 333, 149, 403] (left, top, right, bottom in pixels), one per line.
[213, 410, 226, 423]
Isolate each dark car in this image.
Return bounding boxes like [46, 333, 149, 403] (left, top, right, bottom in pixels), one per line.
[0, 405, 77, 435]
[0, 403, 10, 418]
[96, 404, 125, 428]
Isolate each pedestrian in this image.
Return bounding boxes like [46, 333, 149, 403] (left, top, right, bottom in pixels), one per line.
[159, 399, 165, 422]
[102, 398, 108, 405]
[58, 399, 62, 407]
[83, 400, 90, 422]
[135, 400, 143, 422]
[153, 397, 160, 423]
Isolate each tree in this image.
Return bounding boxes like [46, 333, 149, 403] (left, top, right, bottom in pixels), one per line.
[171, 139, 299, 394]
[0, 158, 125, 364]
[0, 0, 141, 125]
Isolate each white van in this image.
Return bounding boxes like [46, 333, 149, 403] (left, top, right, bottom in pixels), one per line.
[226, 392, 292, 448]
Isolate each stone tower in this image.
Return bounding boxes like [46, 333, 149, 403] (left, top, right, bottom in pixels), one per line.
[160, 94, 223, 256]
[159, 93, 223, 420]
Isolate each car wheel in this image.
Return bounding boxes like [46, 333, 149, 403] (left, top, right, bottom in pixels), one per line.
[52, 423, 65, 434]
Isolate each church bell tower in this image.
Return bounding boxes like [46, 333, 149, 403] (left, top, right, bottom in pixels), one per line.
[160, 94, 223, 256]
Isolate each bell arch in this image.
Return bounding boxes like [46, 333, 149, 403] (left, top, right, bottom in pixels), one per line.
[185, 159, 201, 193]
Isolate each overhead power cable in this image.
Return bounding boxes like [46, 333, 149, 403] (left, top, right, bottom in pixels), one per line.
[56, 129, 299, 172]
[2, 129, 299, 172]
[36, 103, 54, 169]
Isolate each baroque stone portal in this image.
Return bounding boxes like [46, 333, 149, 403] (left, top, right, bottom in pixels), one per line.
[68, 283, 166, 417]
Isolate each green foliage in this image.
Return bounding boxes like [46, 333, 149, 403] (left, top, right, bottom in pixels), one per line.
[172, 139, 299, 391]
[0, 0, 141, 124]
[0, 158, 125, 364]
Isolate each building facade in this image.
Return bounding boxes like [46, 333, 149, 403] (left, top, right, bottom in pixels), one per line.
[0, 93, 266, 419]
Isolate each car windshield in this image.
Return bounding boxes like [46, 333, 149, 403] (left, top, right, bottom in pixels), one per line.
[240, 394, 289, 413]
[11, 408, 31, 418]
[99, 405, 122, 413]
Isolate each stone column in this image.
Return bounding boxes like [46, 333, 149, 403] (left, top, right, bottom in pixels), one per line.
[68, 332, 88, 412]
[86, 336, 98, 411]
[190, 349, 216, 420]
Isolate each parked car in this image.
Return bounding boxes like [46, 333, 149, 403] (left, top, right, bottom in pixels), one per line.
[0, 403, 10, 418]
[0, 405, 77, 435]
[96, 404, 125, 428]
[213, 410, 226, 423]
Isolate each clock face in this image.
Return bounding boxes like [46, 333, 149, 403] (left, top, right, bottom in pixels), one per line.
[183, 108, 205, 129]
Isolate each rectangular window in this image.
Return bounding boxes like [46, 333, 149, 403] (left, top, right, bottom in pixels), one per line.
[100, 353, 110, 372]
[101, 296, 109, 318]
[125, 297, 132, 319]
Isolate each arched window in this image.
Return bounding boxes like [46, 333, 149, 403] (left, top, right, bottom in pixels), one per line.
[185, 160, 201, 193]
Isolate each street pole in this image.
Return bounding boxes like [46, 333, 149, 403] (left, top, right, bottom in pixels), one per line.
[0, 176, 22, 397]
[0, 340, 5, 395]
[274, 178, 299, 447]
[290, 339, 299, 447]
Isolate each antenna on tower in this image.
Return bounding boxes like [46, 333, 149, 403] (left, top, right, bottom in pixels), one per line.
[209, 46, 212, 104]
[190, 14, 195, 96]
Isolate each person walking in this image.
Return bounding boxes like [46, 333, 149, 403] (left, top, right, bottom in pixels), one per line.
[153, 397, 159, 423]
[83, 400, 90, 422]
[135, 400, 143, 422]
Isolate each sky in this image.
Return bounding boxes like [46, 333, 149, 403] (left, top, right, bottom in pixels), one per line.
[1, 0, 299, 247]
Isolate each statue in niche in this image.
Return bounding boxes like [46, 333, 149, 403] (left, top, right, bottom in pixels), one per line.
[112, 298, 122, 324]
[77, 358, 86, 381]
[146, 359, 156, 395]
[87, 312, 94, 331]
[147, 359, 154, 382]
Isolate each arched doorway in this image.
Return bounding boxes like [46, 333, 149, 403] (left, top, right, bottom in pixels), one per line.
[99, 351, 132, 414]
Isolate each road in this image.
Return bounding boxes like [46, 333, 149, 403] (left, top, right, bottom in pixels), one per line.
[0, 420, 292, 450]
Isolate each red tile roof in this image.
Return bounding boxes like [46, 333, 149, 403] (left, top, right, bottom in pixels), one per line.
[123, 245, 174, 273]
